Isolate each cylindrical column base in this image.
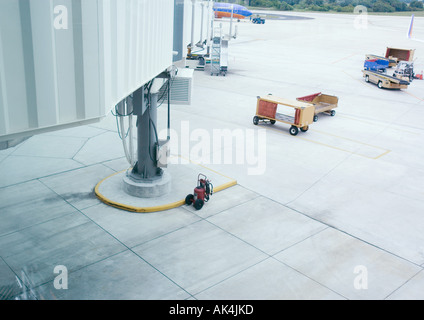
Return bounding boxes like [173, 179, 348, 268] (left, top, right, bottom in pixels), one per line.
[123, 170, 172, 198]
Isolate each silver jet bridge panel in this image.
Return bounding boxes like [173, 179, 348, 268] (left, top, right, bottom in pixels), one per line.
[0, 0, 174, 143]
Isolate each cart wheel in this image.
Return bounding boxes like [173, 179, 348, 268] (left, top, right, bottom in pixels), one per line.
[289, 126, 299, 136]
[313, 115, 318, 122]
[365, 75, 369, 82]
[377, 81, 383, 89]
[300, 126, 309, 132]
[185, 194, 194, 205]
[253, 116, 259, 125]
[270, 120, 276, 125]
[193, 199, 204, 210]
[330, 110, 336, 116]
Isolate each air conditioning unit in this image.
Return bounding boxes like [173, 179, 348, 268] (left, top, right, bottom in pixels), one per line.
[158, 68, 193, 105]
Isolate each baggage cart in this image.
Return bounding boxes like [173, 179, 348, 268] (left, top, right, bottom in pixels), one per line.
[296, 92, 338, 122]
[253, 95, 315, 136]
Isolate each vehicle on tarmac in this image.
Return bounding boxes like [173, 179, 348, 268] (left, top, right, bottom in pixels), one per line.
[362, 70, 409, 89]
[252, 17, 265, 24]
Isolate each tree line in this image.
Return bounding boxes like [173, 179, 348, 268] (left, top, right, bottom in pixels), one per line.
[248, 0, 424, 12]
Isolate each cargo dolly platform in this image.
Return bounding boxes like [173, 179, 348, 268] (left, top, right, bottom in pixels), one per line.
[253, 95, 315, 136]
[296, 92, 338, 122]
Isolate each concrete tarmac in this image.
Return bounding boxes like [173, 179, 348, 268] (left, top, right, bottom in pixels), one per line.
[1, 11, 424, 300]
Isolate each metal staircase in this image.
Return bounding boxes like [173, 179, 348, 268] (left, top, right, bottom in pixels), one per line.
[210, 27, 222, 76]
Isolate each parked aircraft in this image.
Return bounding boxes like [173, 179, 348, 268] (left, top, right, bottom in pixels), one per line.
[213, 2, 252, 19]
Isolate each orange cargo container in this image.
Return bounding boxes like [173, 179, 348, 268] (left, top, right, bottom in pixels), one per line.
[385, 47, 415, 65]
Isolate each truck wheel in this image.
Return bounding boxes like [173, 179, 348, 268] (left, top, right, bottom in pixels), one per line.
[194, 199, 204, 210]
[253, 116, 259, 125]
[185, 194, 194, 205]
[377, 81, 383, 89]
[270, 120, 276, 125]
[289, 126, 299, 136]
[330, 110, 336, 116]
[365, 75, 369, 82]
[313, 115, 318, 122]
[300, 126, 309, 132]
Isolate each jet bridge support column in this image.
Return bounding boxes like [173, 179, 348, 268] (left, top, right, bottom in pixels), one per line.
[133, 90, 161, 180]
[123, 83, 171, 198]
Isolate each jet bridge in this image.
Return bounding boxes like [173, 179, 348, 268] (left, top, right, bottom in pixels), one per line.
[0, 0, 174, 148]
[0, 0, 194, 200]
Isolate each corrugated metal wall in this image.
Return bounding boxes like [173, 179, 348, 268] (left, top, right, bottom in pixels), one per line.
[0, 0, 174, 142]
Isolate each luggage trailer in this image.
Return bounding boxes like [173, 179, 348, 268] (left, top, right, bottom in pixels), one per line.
[253, 95, 315, 136]
[296, 92, 338, 122]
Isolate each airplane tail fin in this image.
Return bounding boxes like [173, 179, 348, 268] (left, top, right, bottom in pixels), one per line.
[407, 14, 414, 39]
[407, 14, 424, 42]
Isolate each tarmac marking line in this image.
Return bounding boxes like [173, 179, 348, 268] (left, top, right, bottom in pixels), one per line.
[337, 115, 420, 135]
[94, 157, 238, 213]
[264, 126, 391, 160]
[332, 53, 357, 65]
[342, 70, 372, 89]
[177, 154, 237, 184]
[404, 90, 424, 102]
